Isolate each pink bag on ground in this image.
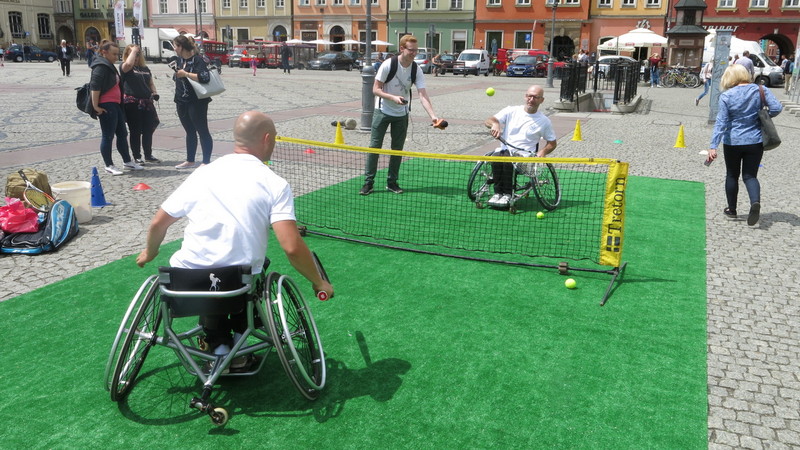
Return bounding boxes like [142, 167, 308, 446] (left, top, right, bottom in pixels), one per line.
[0, 197, 39, 233]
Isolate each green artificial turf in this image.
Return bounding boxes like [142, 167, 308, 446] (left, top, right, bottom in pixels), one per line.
[0, 175, 707, 449]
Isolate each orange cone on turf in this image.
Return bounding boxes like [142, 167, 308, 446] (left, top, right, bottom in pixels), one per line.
[571, 120, 583, 141]
[674, 124, 686, 148]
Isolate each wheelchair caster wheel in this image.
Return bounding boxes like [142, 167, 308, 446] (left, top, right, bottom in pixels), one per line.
[558, 262, 569, 275]
[210, 407, 229, 426]
[475, 202, 485, 209]
[508, 206, 517, 215]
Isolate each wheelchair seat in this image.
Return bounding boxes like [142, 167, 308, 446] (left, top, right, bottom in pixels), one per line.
[158, 265, 253, 318]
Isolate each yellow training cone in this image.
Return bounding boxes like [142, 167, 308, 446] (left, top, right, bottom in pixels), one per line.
[571, 120, 583, 141]
[674, 124, 686, 148]
[334, 121, 345, 145]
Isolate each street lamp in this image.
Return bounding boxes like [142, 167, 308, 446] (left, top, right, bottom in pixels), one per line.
[545, 0, 559, 88]
[404, 0, 408, 35]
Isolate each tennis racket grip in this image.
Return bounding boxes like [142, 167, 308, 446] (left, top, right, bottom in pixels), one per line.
[311, 252, 331, 301]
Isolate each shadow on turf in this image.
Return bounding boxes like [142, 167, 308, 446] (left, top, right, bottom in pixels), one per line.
[114, 335, 411, 426]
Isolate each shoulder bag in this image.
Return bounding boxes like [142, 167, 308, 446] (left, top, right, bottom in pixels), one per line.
[187, 63, 225, 99]
[758, 85, 781, 151]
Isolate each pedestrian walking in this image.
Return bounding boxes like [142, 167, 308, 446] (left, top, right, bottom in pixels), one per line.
[783, 56, 794, 94]
[705, 64, 782, 226]
[649, 53, 661, 88]
[281, 43, 292, 74]
[696, 61, 713, 106]
[57, 40, 73, 76]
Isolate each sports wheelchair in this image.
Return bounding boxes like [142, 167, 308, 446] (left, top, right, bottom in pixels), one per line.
[467, 140, 561, 214]
[104, 261, 325, 426]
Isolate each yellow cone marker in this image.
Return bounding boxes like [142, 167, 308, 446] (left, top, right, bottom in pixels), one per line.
[334, 121, 345, 145]
[571, 120, 583, 142]
[674, 124, 686, 148]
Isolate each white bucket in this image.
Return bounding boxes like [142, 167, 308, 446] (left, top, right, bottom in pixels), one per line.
[51, 181, 92, 223]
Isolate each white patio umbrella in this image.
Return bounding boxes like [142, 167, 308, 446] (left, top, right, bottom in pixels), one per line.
[307, 39, 336, 45]
[285, 38, 304, 44]
[338, 39, 364, 45]
[597, 28, 667, 53]
[371, 40, 394, 47]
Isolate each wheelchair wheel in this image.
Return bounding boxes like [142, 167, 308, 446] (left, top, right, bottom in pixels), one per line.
[264, 272, 326, 400]
[530, 163, 561, 211]
[467, 161, 492, 205]
[107, 275, 162, 401]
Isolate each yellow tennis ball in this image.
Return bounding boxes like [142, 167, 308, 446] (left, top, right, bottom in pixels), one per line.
[536, 211, 545, 219]
[486, 87, 495, 96]
[565, 278, 577, 289]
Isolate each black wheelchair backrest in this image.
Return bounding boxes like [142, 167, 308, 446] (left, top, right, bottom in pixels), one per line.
[158, 265, 253, 318]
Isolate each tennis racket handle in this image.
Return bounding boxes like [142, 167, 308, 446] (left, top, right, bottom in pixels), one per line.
[433, 119, 448, 130]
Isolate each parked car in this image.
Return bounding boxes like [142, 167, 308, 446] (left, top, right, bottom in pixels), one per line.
[414, 52, 434, 74]
[594, 55, 637, 79]
[342, 50, 362, 69]
[453, 49, 491, 76]
[6, 44, 57, 63]
[438, 54, 457, 74]
[506, 55, 540, 77]
[358, 51, 392, 72]
[308, 52, 354, 71]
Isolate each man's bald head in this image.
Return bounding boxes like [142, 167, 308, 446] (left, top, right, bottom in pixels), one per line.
[233, 111, 276, 159]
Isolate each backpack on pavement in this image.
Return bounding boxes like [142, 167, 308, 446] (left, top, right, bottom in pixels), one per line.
[1, 200, 79, 254]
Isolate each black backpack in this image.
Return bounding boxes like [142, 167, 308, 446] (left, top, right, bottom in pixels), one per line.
[75, 83, 97, 119]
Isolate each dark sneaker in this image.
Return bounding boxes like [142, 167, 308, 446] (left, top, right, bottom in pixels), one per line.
[145, 157, 161, 163]
[747, 202, 760, 226]
[386, 183, 404, 194]
[723, 208, 737, 218]
[359, 184, 374, 196]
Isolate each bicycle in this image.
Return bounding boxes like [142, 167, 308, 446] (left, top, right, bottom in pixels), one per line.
[659, 66, 700, 88]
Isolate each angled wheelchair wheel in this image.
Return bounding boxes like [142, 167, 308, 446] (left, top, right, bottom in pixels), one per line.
[530, 163, 561, 211]
[467, 161, 492, 205]
[106, 275, 162, 401]
[264, 272, 326, 400]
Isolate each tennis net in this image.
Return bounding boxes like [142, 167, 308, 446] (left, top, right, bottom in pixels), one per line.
[273, 137, 628, 270]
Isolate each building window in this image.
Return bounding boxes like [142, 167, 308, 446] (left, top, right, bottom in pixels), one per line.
[333, 0, 343, 5]
[372, 0, 379, 4]
[350, 0, 361, 4]
[563, 0, 579, 4]
[426, 0, 437, 8]
[241, 0, 249, 6]
[276, 0, 285, 6]
[400, 0, 411, 8]
[179, 0, 188, 12]
[57, 0, 71, 13]
[622, 0, 635, 6]
[37, 14, 52, 39]
[718, 0, 734, 5]
[645, 0, 659, 5]
[451, 0, 462, 7]
[9, 12, 23, 38]
[159, 0, 168, 13]
[315, 0, 325, 5]
[488, 0, 501, 5]
[785, 0, 799, 6]
[598, 0, 612, 6]
[750, 0, 765, 6]
[257, 0, 265, 6]
[516, 0, 530, 5]
[299, 0, 309, 5]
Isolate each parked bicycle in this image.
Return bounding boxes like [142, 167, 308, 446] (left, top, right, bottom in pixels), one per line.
[659, 66, 701, 88]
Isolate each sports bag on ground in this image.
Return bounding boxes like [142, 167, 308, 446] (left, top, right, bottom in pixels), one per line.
[6, 168, 53, 201]
[1, 200, 79, 254]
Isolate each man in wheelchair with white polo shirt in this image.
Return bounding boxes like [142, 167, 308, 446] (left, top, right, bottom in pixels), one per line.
[484, 85, 558, 208]
[136, 110, 334, 370]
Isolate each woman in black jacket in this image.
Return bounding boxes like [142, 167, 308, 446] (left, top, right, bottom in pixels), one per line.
[120, 44, 160, 164]
[57, 40, 73, 76]
[172, 35, 213, 169]
[90, 41, 141, 175]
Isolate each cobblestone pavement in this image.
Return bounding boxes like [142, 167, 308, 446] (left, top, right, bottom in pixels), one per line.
[1, 61, 799, 448]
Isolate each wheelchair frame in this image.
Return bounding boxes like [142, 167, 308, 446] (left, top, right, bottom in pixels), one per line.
[467, 148, 562, 214]
[103, 266, 326, 426]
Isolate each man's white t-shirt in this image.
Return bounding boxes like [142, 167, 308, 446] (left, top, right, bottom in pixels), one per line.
[494, 105, 557, 153]
[162, 153, 296, 274]
[374, 57, 426, 117]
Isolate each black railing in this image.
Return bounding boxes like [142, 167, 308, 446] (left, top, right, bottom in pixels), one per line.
[611, 61, 640, 105]
[559, 62, 589, 102]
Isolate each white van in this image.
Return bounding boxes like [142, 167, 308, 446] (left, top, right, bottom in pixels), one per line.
[454, 49, 491, 76]
[704, 31, 784, 87]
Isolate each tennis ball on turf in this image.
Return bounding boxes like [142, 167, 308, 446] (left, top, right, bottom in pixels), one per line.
[486, 87, 495, 96]
[565, 278, 577, 289]
[536, 211, 545, 219]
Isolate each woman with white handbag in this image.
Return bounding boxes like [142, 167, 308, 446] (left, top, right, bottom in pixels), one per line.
[172, 35, 214, 169]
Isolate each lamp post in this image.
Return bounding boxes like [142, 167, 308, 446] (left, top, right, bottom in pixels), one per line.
[545, 0, 559, 88]
[404, 0, 408, 35]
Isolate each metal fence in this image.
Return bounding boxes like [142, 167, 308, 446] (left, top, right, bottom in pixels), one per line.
[559, 62, 589, 102]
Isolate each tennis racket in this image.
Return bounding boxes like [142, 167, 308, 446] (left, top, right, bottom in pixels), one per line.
[311, 251, 332, 301]
[18, 170, 55, 212]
